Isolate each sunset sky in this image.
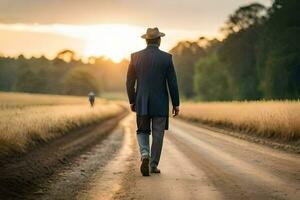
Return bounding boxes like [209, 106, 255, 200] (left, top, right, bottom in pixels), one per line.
[0, 0, 271, 62]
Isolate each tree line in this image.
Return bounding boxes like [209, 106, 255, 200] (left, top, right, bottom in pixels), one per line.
[171, 0, 300, 101]
[0, 50, 128, 96]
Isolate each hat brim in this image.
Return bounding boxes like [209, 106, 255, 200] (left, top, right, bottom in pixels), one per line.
[141, 32, 165, 39]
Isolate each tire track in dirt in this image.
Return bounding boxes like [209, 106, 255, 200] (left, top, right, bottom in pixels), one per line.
[25, 114, 135, 200]
[0, 112, 127, 199]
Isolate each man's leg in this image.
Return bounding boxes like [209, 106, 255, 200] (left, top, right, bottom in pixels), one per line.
[136, 116, 151, 176]
[150, 117, 166, 172]
[137, 132, 149, 158]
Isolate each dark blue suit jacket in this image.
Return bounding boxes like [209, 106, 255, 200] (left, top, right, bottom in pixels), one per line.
[126, 45, 180, 129]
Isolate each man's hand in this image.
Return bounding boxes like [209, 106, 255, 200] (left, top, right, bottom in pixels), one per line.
[172, 106, 180, 117]
[130, 104, 136, 112]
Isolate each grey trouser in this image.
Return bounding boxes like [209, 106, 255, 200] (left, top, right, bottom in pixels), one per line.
[136, 116, 167, 168]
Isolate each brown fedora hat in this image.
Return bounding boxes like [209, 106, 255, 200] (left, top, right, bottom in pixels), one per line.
[141, 27, 165, 39]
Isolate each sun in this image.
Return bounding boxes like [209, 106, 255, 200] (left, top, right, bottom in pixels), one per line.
[81, 24, 145, 62]
[84, 38, 124, 62]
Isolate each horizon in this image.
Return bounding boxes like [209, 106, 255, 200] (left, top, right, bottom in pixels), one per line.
[0, 0, 271, 62]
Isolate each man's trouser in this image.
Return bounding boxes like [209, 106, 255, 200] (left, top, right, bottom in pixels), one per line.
[136, 116, 167, 168]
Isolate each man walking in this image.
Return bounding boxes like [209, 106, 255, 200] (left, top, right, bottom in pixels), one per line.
[88, 91, 95, 107]
[126, 27, 180, 176]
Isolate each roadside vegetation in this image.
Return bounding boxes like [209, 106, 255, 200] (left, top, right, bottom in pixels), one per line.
[0, 92, 125, 154]
[171, 0, 300, 101]
[180, 101, 300, 142]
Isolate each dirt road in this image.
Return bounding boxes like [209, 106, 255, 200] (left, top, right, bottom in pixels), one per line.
[2, 113, 300, 199]
[121, 117, 300, 200]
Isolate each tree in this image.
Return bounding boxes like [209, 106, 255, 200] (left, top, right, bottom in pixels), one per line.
[257, 0, 300, 99]
[194, 52, 230, 101]
[170, 40, 205, 97]
[56, 49, 76, 62]
[213, 3, 268, 100]
[218, 27, 262, 100]
[63, 68, 100, 96]
[14, 69, 46, 93]
[0, 57, 19, 91]
[221, 3, 267, 35]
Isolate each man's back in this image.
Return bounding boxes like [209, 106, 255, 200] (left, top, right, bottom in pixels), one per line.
[127, 44, 179, 117]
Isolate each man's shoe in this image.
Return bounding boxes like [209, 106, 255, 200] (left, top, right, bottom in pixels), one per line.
[150, 167, 161, 173]
[140, 156, 150, 176]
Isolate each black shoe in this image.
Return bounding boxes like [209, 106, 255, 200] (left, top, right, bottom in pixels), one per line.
[150, 167, 161, 173]
[140, 156, 150, 176]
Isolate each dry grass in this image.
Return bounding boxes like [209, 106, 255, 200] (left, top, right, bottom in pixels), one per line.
[0, 92, 91, 108]
[0, 92, 125, 153]
[180, 101, 300, 142]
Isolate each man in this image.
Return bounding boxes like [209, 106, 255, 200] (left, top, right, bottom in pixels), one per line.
[88, 91, 95, 107]
[126, 27, 180, 176]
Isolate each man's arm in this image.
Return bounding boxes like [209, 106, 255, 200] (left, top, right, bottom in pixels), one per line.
[126, 54, 137, 111]
[166, 55, 180, 116]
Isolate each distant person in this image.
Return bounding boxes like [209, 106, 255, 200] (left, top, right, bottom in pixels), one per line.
[88, 92, 95, 107]
[126, 27, 180, 176]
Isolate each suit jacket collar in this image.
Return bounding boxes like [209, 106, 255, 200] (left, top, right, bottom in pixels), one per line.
[147, 44, 159, 49]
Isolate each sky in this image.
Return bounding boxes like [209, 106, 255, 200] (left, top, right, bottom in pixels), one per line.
[0, 0, 271, 62]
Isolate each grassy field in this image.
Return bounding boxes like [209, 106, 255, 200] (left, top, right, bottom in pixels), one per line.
[180, 101, 300, 142]
[0, 92, 125, 154]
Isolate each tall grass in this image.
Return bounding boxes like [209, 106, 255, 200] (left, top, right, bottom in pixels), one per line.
[0, 92, 124, 153]
[0, 92, 94, 108]
[180, 101, 300, 142]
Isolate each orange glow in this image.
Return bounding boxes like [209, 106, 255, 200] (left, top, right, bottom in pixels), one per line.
[0, 23, 215, 62]
[82, 25, 145, 62]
